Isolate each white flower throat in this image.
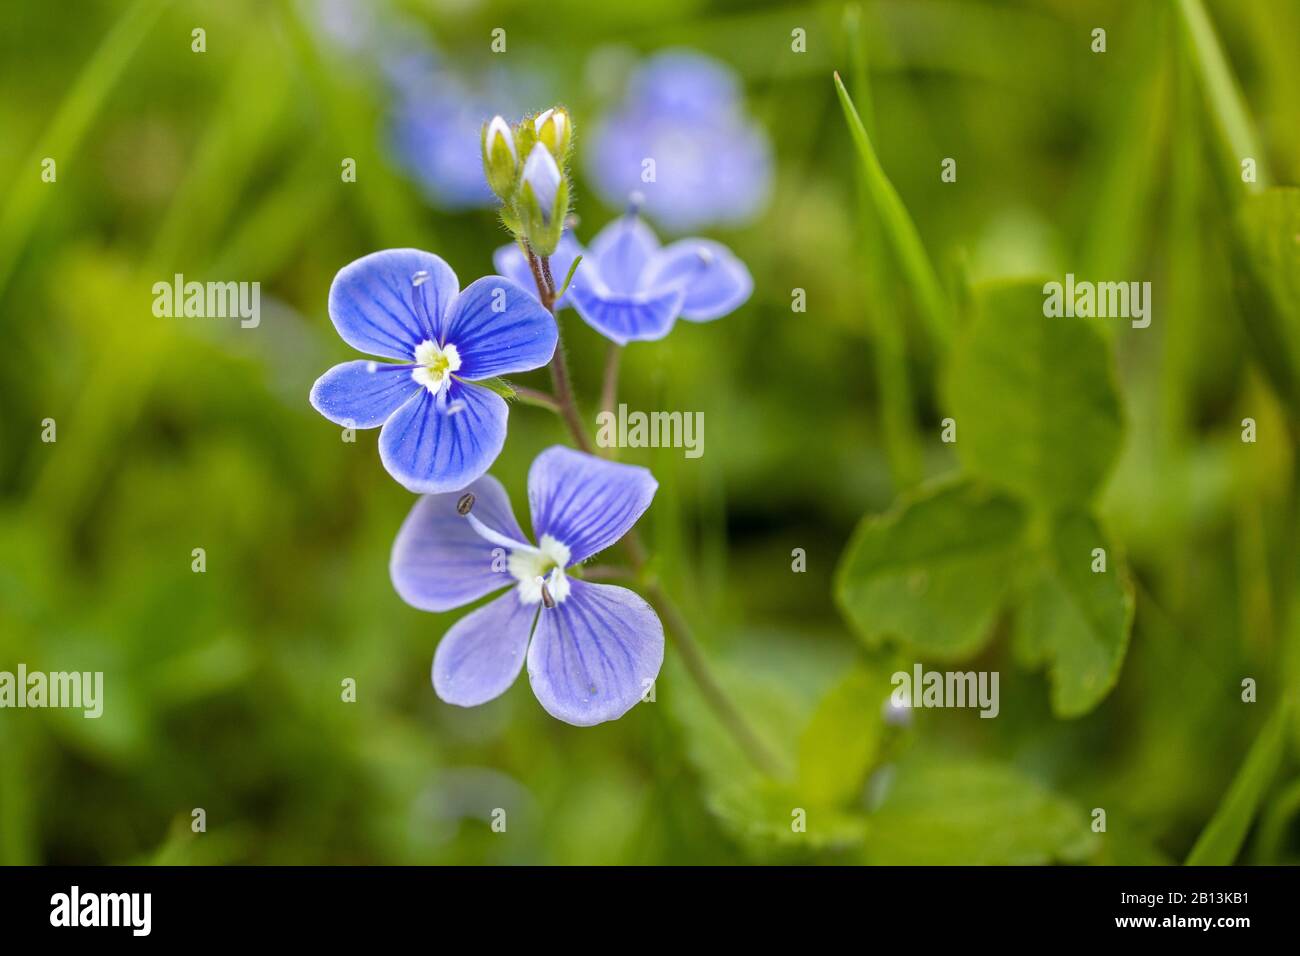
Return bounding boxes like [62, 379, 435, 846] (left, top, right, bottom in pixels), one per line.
[509, 535, 572, 606]
[412, 340, 461, 396]
[462, 504, 572, 607]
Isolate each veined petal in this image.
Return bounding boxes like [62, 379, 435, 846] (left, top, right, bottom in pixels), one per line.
[328, 249, 459, 359]
[590, 214, 660, 294]
[309, 360, 421, 429]
[378, 379, 507, 494]
[640, 239, 753, 321]
[434, 591, 539, 707]
[528, 446, 657, 564]
[390, 475, 526, 612]
[440, 276, 558, 379]
[567, 281, 684, 345]
[492, 232, 585, 309]
[527, 580, 664, 726]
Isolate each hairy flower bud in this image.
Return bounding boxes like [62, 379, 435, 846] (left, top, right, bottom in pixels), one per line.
[519, 143, 567, 255]
[533, 107, 572, 160]
[481, 115, 518, 199]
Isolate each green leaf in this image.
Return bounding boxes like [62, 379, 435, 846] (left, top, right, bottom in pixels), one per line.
[835, 478, 1027, 659]
[473, 377, 517, 400]
[557, 254, 584, 298]
[797, 666, 889, 808]
[1186, 702, 1292, 865]
[1015, 511, 1135, 717]
[665, 630, 870, 855]
[1233, 188, 1300, 412]
[948, 281, 1124, 510]
[863, 754, 1098, 865]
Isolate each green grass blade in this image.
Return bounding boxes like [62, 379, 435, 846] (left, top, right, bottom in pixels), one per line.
[0, 0, 166, 299]
[1186, 701, 1291, 864]
[842, 7, 922, 489]
[1175, 0, 1269, 192]
[833, 71, 951, 350]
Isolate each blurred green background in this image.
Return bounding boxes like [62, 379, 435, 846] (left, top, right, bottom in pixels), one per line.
[1, 0, 1299, 865]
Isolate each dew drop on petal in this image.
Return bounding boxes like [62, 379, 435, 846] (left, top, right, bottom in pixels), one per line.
[366, 361, 378, 373]
[411, 270, 430, 287]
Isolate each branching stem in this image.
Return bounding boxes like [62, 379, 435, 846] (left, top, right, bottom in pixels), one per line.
[522, 245, 785, 778]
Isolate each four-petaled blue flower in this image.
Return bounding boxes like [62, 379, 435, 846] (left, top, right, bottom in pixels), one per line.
[586, 49, 773, 232]
[310, 249, 557, 494]
[391, 446, 664, 726]
[510, 211, 752, 344]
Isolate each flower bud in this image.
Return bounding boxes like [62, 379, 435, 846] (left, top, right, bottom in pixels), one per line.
[533, 107, 571, 160]
[481, 115, 518, 199]
[519, 142, 567, 255]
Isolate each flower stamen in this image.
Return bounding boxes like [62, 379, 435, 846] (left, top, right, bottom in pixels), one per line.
[412, 340, 461, 396]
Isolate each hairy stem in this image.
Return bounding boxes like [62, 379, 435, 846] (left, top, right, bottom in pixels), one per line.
[599, 342, 622, 459]
[576, 564, 636, 582]
[523, 247, 784, 778]
[622, 529, 787, 778]
[513, 385, 560, 413]
[527, 246, 594, 454]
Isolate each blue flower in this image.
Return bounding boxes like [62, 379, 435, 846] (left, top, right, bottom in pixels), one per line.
[586, 49, 772, 232]
[391, 447, 664, 726]
[310, 249, 557, 494]
[563, 211, 753, 344]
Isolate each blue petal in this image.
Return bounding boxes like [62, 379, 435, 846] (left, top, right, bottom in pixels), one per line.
[492, 233, 584, 309]
[441, 276, 558, 379]
[527, 580, 664, 726]
[378, 379, 508, 494]
[528, 446, 657, 564]
[390, 475, 526, 612]
[328, 249, 460, 360]
[491, 242, 536, 296]
[567, 281, 684, 345]
[641, 239, 753, 321]
[309, 360, 421, 429]
[589, 214, 660, 294]
[434, 591, 539, 707]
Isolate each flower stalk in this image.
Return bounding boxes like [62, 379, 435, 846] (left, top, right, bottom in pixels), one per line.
[523, 249, 785, 779]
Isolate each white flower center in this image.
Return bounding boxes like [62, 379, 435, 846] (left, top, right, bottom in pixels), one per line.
[509, 534, 572, 605]
[411, 340, 461, 395]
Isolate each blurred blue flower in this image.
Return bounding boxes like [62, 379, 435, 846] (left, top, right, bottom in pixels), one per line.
[587, 49, 773, 232]
[384, 44, 537, 210]
[310, 249, 557, 493]
[391, 446, 664, 726]
[564, 210, 752, 343]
